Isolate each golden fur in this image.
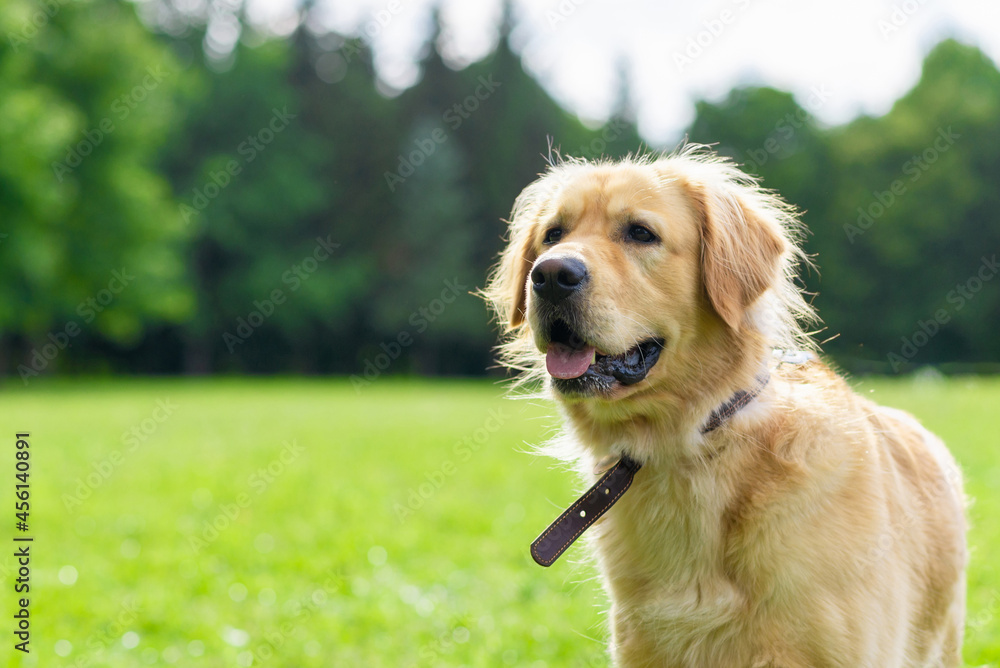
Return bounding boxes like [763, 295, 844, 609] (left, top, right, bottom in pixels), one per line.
[484, 146, 966, 667]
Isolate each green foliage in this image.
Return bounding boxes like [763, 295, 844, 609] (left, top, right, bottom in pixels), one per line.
[151, 17, 640, 375]
[0, 1, 997, 377]
[686, 40, 1000, 370]
[366, 31, 639, 374]
[826, 40, 1000, 366]
[159, 34, 342, 372]
[1, 377, 997, 666]
[0, 0, 193, 352]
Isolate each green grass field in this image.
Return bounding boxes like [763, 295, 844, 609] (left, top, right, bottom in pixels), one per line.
[0, 376, 998, 667]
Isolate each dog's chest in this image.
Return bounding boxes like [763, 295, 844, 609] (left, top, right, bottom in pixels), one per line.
[591, 467, 766, 656]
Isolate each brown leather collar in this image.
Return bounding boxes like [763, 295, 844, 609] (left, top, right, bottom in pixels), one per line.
[530, 372, 770, 567]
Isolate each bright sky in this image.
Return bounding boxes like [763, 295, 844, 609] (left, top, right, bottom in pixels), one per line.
[241, 0, 1000, 144]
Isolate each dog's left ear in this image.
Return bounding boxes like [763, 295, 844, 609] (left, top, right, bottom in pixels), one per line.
[690, 178, 788, 332]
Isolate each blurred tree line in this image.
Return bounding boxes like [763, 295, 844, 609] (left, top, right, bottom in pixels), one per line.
[0, 0, 997, 381]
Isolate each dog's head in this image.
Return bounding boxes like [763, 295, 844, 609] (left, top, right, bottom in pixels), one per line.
[485, 146, 814, 404]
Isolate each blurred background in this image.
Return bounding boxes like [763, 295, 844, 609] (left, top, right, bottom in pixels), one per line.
[1, 0, 998, 382]
[3, 1, 1000, 667]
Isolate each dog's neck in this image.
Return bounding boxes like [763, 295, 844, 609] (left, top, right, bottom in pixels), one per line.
[558, 324, 771, 467]
[554, 330, 780, 621]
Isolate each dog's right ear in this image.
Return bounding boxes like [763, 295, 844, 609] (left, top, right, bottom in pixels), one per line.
[487, 222, 537, 332]
[484, 171, 564, 333]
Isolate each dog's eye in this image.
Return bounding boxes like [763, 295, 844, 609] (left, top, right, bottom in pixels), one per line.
[627, 224, 657, 244]
[543, 228, 563, 245]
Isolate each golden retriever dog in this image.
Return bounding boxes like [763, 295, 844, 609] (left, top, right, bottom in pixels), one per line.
[483, 146, 966, 667]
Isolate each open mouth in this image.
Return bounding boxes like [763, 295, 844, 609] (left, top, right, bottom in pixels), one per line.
[544, 319, 664, 391]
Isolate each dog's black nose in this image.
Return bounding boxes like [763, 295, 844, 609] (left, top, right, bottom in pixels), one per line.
[531, 257, 588, 304]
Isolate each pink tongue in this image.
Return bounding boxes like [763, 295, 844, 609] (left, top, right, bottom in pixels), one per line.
[546, 343, 596, 379]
